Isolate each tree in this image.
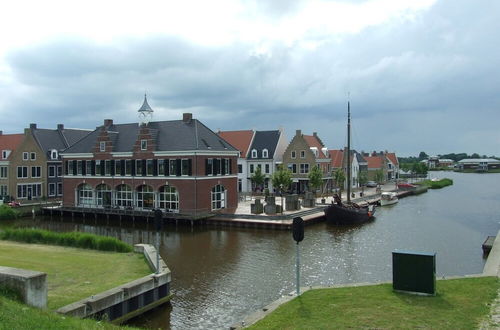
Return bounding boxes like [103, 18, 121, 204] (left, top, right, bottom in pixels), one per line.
[251, 166, 265, 192]
[374, 169, 384, 184]
[418, 151, 429, 160]
[333, 168, 346, 195]
[308, 165, 323, 195]
[271, 165, 292, 193]
[358, 170, 368, 193]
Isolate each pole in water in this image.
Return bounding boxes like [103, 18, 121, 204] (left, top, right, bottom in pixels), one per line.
[154, 209, 163, 274]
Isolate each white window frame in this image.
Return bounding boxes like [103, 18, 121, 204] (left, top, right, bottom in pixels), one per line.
[0, 166, 7, 178]
[48, 183, 56, 197]
[291, 151, 296, 159]
[48, 165, 56, 178]
[211, 184, 226, 210]
[300, 150, 306, 158]
[30, 152, 36, 161]
[99, 141, 106, 152]
[141, 139, 147, 151]
[262, 149, 268, 158]
[50, 150, 58, 160]
[0, 184, 7, 196]
[31, 166, 41, 178]
[23, 152, 29, 160]
[17, 166, 28, 178]
[1, 150, 8, 159]
[159, 185, 179, 213]
[57, 182, 63, 196]
[251, 149, 257, 158]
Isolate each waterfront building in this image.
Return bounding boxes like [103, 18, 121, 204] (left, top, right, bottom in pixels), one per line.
[458, 158, 500, 171]
[0, 131, 24, 200]
[282, 130, 331, 194]
[3, 124, 90, 202]
[363, 151, 399, 182]
[329, 149, 367, 189]
[421, 157, 455, 168]
[61, 98, 239, 216]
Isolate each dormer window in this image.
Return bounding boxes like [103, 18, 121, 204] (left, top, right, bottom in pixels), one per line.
[141, 139, 147, 151]
[30, 152, 36, 160]
[251, 149, 257, 158]
[23, 152, 29, 160]
[99, 141, 106, 152]
[50, 149, 58, 160]
[262, 149, 269, 158]
[1, 150, 8, 159]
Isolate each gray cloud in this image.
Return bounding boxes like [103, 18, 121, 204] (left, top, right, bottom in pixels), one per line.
[1, 0, 499, 156]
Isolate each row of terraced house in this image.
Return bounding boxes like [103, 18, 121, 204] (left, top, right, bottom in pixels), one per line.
[0, 96, 398, 216]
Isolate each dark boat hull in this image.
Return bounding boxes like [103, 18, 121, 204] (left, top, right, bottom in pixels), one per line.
[324, 203, 375, 225]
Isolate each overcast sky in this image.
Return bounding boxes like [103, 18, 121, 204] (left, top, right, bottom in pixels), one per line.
[1, 0, 499, 157]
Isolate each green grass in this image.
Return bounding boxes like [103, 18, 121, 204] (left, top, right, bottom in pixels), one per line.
[416, 178, 453, 189]
[0, 240, 151, 310]
[0, 293, 140, 330]
[0, 204, 20, 220]
[248, 277, 499, 330]
[0, 228, 132, 253]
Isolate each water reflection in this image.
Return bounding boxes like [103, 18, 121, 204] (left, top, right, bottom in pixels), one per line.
[14, 172, 500, 329]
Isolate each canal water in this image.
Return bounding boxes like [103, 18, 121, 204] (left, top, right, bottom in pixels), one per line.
[11, 172, 500, 329]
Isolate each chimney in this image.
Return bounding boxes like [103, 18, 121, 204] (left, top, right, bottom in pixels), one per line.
[104, 119, 113, 127]
[183, 113, 193, 123]
[57, 124, 64, 130]
[296, 129, 302, 136]
[30, 123, 37, 130]
[313, 132, 317, 137]
[0, 131, 2, 135]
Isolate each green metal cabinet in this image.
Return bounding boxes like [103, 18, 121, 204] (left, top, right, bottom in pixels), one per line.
[392, 250, 436, 295]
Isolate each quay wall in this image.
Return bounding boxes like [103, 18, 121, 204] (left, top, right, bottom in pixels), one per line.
[0, 266, 47, 308]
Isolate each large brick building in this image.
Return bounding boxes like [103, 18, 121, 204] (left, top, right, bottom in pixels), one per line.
[61, 101, 238, 216]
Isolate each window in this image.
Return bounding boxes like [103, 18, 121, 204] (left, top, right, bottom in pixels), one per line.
[49, 165, 56, 178]
[125, 160, 132, 176]
[86, 160, 92, 175]
[288, 163, 297, 174]
[0, 184, 7, 196]
[181, 159, 190, 176]
[17, 183, 41, 199]
[96, 184, 112, 207]
[223, 159, 230, 175]
[0, 166, 7, 178]
[95, 160, 101, 176]
[147, 159, 154, 176]
[1, 150, 8, 159]
[159, 185, 179, 212]
[300, 150, 305, 158]
[23, 152, 29, 160]
[57, 165, 63, 177]
[49, 183, 56, 197]
[251, 149, 257, 158]
[169, 159, 177, 177]
[57, 182, 62, 196]
[17, 166, 28, 178]
[262, 149, 268, 158]
[211, 184, 226, 210]
[158, 159, 166, 176]
[137, 185, 154, 208]
[115, 160, 122, 176]
[250, 164, 254, 173]
[67, 161, 74, 175]
[105, 160, 111, 176]
[141, 139, 147, 151]
[77, 161, 83, 175]
[77, 184, 93, 206]
[206, 159, 213, 176]
[291, 151, 296, 159]
[115, 184, 133, 207]
[300, 163, 309, 174]
[99, 141, 106, 152]
[31, 166, 41, 178]
[265, 164, 270, 174]
[50, 150, 58, 160]
[30, 152, 36, 160]
[136, 159, 144, 176]
[238, 164, 242, 174]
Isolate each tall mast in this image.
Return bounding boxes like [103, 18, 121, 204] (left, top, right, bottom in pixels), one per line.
[346, 100, 351, 203]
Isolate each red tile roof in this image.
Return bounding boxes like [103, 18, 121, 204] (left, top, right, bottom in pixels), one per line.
[217, 130, 254, 157]
[365, 156, 384, 169]
[386, 152, 398, 166]
[329, 149, 344, 168]
[304, 134, 328, 159]
[0, 133, 24, 160]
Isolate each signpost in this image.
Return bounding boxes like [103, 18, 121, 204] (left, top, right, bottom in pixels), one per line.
[292, 217, 304, 296]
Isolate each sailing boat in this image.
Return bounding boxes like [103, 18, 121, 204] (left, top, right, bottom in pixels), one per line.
[324, 101, 375, 225]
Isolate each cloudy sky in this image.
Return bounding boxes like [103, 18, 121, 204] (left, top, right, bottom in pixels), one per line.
[1, 0, 499, 156]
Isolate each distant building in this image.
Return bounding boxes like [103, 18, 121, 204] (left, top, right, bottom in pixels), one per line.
[421, 157, 454, 168]
[0, 131, 24, 200]
[329, 149, 366, 189]
[362, 151, 399, 182]
[458, 158, 500, 171]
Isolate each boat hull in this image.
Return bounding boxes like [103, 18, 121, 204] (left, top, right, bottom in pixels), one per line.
[380, 198, 398, 206]
[324, 204, 375, 225]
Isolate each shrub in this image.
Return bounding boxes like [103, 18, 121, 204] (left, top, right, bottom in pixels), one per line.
[0, 228, 132, 253]
[0, 205, 20, 220]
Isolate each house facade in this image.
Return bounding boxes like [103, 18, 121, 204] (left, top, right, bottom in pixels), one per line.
[0, 131, 24, 200]
[61, 110, 239, 216]
[363, 151, 399, 182]
[329, 149, 367, 189]
[282, 130, 331, 194]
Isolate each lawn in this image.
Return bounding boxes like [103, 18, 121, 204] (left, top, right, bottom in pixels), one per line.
[0, 240, 151, 310]
[248, 277, 499, 329]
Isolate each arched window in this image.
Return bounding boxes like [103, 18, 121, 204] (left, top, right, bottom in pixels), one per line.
[115, 184, 133, 207]
[262, 149, 268, 158]
[251, 149, 257, 158]
[77, 183, 93, 207]
[159, 185, 179, 213]
[96, 184, 112, 207]
[137, 185, 155, 209]
[211, 184, 226, 210]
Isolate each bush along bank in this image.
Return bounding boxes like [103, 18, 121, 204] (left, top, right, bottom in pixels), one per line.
[417, 178, 453, 189]
[0, 204, 20, 220]
[0, 228, 132, 253]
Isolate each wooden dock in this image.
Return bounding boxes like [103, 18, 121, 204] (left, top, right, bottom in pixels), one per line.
[483, 236, 496, 255]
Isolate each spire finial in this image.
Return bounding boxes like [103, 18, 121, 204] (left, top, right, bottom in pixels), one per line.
[138, 93, 154, 125]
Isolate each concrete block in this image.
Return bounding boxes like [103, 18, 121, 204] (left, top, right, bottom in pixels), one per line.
[264, 204, 277, 215]
[86, 287, 124, 314]
[0, 266, 47, 308]
[56, 302, 88, 318]
[122, 276, 155, 299]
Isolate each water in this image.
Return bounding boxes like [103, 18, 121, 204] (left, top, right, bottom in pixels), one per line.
[12, 172, 500, 329]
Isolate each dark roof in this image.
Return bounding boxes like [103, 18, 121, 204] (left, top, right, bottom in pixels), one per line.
[63, 119, 237, 153]
[247, 130, 280, 159]
[32, 128, 92, 153]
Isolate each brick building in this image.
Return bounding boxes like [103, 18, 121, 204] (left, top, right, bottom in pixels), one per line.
[61, 100, 238, 216]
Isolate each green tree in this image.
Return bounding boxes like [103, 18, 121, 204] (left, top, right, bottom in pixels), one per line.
[374, 169, 384, 184]
[333, 168, 346, 195]
[418, 151, 428, 160]
[308, 165, 324, 195]
[271, 165, 293, 193]
[251, 166, 265, 192]
[358, 170, 368, 193]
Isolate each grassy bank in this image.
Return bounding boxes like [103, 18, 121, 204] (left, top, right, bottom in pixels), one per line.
[0, 240, 151, 310]
[0, 204, 20, 220]
[248, 277, 499, 329]
[417, 178, 453, 189]
[0, 292, 139, 330]
[0, 228, 132, 253]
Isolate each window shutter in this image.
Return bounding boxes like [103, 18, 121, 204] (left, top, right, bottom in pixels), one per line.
[142, 159, 147, 176]
[121, 160, 125, 176]
[101, 161, 105, 176]
[82, 162, 86, 176]
[153, 159, 158, 176]
[229, 159, 232, 174]
[91, 160, 96, 175]
[205, 159, 209, 175]
[188, 159, 192, 176]
[131, 159, 136, 176]
[110, 160, 115, 176]
[72, 160, 77, 176]
[221, 158, 226, 175]
[176, 159, 182, 176]
[165, 159, 170, 176]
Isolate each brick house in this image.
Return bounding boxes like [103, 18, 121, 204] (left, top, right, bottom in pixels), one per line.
[0, 131, 24, 200]
[363, 151, 399, 182]
[329, 149, 367, 189]
[282, 130, 331, 194]
[61, 106, 239, 216]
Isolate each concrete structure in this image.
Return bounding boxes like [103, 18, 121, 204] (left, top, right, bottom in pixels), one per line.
[0, 266, 47, 308]
[61, 99, 239, 217]
[56, 244, 171, 323]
